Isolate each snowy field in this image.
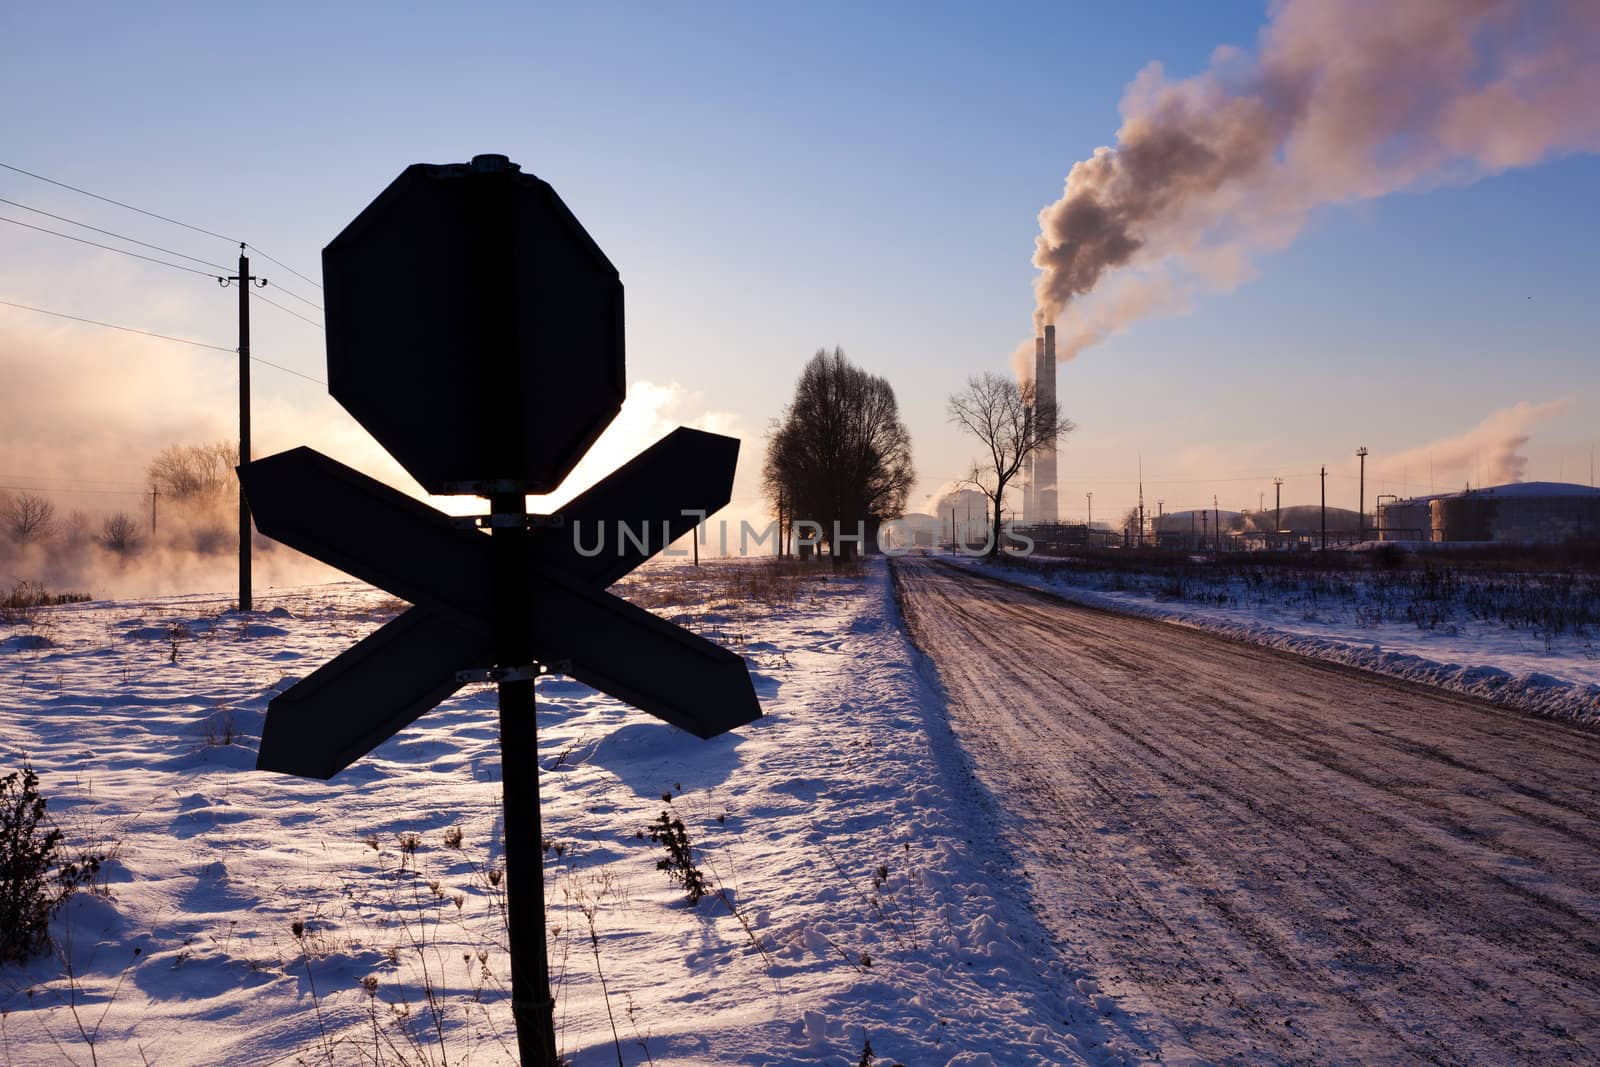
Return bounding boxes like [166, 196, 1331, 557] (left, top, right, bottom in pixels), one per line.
[956, 554, 1600, 725]
[0, 559, 1140, 1066]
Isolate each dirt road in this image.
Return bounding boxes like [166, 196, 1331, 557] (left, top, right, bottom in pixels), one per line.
[893, 558, 1600, 1065]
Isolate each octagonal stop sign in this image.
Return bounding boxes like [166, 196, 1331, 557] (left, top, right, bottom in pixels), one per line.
[322, 154, 624, 494]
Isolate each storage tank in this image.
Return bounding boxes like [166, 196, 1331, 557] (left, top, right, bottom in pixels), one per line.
[1430, 482, 1600, 543]
[1377, 495, 1440, 541]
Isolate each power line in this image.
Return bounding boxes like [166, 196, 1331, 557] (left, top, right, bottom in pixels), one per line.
[258, 281, 322, 311]
[0, 483, 147, 497]
[1, 159, 325, 299]
[1, 202, 323, 312]
[245, 243, 322, 292]
[0, 196, 233, 271]
[0, 160, 237, 243]
[0, 214, 224, 278]
[0, 473, 146, 489]
[0, 297, 233, 351]
[250, 289, 323, 330]
[0, 297, 325, 384]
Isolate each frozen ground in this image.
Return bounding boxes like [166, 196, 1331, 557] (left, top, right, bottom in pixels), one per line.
[951, 555, 1600, 724]
[0, 559, 1136, 1066]
[894, 558, 1600, 1065]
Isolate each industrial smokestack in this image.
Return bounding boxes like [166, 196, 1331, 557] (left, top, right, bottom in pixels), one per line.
[1030, 0, 1600, 355]
[1024, 334, 1043, 523]
[1035, 326, 1058, 523]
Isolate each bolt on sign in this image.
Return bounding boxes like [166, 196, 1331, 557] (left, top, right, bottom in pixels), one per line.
[238, 154, 761, 1066]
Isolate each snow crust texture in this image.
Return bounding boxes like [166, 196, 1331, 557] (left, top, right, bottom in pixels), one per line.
[0, 562, 1129, 1065]
[956, 556, 1600, 724]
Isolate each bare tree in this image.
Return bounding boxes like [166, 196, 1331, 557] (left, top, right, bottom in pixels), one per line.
[100, 512, 140, 554]
[147, 441, 237, 501]
[4, 492, 56, 544]
[60, 510, 92, 549]
[947, 372, 1073, 557]
[764, 348, 915, 561]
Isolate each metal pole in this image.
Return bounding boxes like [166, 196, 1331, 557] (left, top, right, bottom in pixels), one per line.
[490, 489, 558, 1067]
[1357, 446, 1368, 543]
[151, 488, 158, 535]
[238, 248, 253, 612]
[1274, 477, 1283, 547]
[1320, 466, 1327, 550]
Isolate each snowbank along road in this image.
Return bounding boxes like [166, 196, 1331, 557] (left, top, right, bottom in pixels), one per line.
[893, 557, 1600, 1066]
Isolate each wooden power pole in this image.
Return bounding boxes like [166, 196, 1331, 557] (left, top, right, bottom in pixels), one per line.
[223, 246, 265, 611]
[1320, 466, 1327, 550]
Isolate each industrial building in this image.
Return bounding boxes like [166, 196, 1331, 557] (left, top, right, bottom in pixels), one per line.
[1377, 482, 1600, 544]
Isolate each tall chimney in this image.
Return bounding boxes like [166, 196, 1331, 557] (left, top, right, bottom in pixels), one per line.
[1024, 334, 1043, 524]
[1037, 325, 1058, 523]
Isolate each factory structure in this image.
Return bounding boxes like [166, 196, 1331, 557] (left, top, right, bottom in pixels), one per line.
[1023, 324, 1058, 524]
[1379, 481, 1600, 544]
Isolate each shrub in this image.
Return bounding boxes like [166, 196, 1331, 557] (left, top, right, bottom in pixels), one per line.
[0, 759, 101, 964]
[100, 512, 142, 553]
[645, 810, 710, 904]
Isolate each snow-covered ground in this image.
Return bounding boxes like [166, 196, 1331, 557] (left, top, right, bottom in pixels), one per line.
[0, 559, 1138, 1066]
[953, 555, 1600, 725]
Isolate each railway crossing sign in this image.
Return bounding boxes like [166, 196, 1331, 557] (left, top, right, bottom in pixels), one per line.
[238, 155, 761, 1066]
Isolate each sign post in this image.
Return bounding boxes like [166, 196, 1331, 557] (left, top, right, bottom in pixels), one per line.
[239, 155, 761, 1065]
[491, 484, 557, 1063]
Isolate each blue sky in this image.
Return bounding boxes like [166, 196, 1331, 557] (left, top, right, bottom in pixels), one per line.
[1, 1, 1595, 528]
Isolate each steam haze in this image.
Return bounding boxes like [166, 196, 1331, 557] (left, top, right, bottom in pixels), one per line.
[0, 318, 757, 595]
[1378, 398, 1569, 490]
[1031, 0, 1600, 355]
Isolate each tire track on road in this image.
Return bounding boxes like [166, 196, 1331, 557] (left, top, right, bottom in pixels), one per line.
[894, 558, 1600, 1065]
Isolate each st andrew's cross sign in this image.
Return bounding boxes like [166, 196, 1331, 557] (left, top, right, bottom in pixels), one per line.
[238, 155, 761, 1066]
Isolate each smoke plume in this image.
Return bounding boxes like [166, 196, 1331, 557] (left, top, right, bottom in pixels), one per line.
[1032, 0, 1600, 353]
[1379, 398, 1568, 489]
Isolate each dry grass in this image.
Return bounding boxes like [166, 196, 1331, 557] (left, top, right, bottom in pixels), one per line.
[1, 580, 92, 624]
[612, 557, 859, 617]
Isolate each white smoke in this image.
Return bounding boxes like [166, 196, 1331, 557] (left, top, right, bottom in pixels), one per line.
[1379, 398, 1568, 489]
[1032, 0, 1600, 356]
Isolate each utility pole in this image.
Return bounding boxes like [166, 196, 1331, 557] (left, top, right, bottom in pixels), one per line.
[1213, 494, 1220, 552]
[150, 487, 158, 535]
[1356, 446, 1369, 543]
[1086, 491, 1092, 528]
[1156, 499, 1164, 547]
[1273, 477, 1283, 545]
[1320, 466, 1327, 550]
[222, 245, 266, 611]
